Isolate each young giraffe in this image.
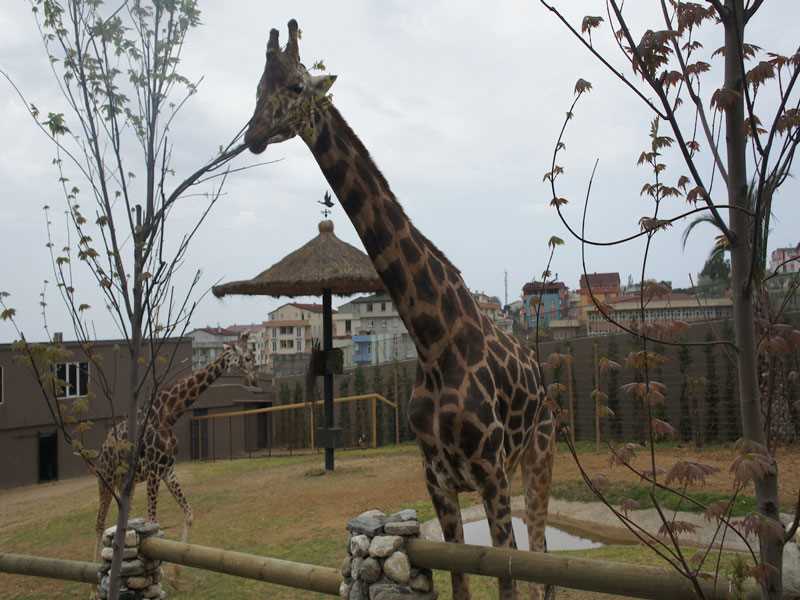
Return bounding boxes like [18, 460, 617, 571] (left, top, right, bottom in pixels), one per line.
[244, 21, 556, 600]
[93, 334, 256, 559]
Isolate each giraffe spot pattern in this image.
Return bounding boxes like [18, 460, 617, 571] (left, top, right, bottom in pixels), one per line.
[343, 186, 365, 216]
[385, 201, 405, 230]
[454, 323, 484, 366]
[313, 122, 331, 155]
[324, 159, 349, 193]
[413, 264, 437, 305]
[428, 256, 444, 281]
[411, 313, 445, 348]
[378, 260, 407, 296]
[400, 237, 422, 264]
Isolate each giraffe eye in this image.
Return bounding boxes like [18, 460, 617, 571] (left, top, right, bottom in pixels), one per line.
[289, 83, 305, 94]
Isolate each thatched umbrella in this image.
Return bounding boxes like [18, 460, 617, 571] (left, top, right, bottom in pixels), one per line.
[213, 220, 383, 471]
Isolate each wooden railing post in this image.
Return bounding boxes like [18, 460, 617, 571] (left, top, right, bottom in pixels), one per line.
[371, 395, 377, 448]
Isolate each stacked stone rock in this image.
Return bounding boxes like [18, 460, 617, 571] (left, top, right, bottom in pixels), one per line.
[97, 518, 165, 600]
[340, 509, 436, 600]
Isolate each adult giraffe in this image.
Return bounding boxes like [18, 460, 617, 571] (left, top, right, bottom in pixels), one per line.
[245, 21, 556, 599]
[93, 334, 257, 559]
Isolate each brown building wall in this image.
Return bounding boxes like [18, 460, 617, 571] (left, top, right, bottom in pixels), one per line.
[0, 338, 272, 489]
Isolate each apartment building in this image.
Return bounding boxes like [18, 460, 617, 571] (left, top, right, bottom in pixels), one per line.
[585, 295, 733, 336]
[186, 327, 238, 370]
[521, 281, 569, 328]
[342, 293, 416, 366]
[578, 272, 621, 318]
[262, 303, 330, 371]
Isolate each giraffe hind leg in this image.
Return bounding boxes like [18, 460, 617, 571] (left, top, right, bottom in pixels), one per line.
[426, 474, 471, 600]
[521, 421, 556, 600]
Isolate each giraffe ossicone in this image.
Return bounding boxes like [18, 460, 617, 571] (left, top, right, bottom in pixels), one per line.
[247, 21, 557, 600]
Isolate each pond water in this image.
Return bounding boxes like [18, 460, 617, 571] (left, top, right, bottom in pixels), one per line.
[461, 517, 604, 551]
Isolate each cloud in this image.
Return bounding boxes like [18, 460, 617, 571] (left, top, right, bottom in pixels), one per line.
[0, 1, 798, 341]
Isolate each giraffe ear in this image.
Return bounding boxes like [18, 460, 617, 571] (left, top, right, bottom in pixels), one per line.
[222, 343, 232, 352]
[309, 74, 336, 97]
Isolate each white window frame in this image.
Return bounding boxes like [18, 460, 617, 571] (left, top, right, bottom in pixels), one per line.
[54, 361, 89, 398]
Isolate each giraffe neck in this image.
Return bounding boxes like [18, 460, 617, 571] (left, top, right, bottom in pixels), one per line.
[159, 350, 231, 426]
[303, 104, 481, 362]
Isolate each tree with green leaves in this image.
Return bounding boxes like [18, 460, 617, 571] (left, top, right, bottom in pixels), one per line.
[542, 2, 800, 594]
[0, 3, 255, 597]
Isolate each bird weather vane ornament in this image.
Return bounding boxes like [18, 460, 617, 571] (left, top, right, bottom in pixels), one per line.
[318, 190, 335, 219]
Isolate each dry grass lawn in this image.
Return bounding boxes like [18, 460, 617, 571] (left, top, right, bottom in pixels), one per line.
[1, 442, 798, 599]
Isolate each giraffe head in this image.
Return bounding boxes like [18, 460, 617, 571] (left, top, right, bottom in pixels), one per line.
[245, 19, 337, 154]
[223, 333, 258, 387]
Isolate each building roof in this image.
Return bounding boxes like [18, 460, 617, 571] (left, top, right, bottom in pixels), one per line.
[212, 220, 384, 298]
[0, 336, 191, 350]
[522, 281, 567, 296]
[351, 292, 391, 304]
[477, 301, 501, 311]
[189, 327, 238, 337]
[288, 303, 327, 313]
[586, 295, 732, 313]
[772, 245, 800, 256]
[226, 323, 265, 334]
[579, 272, 621, 290]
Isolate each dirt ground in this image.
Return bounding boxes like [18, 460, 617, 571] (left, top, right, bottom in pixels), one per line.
[1, 443, 798, 599]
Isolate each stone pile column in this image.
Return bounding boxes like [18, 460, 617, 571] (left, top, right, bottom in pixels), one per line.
[340, 509, 436, 600]
[97, 518, 165, 600]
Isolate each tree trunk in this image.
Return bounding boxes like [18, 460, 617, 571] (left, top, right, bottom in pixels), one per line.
[723, 2, 783, 596]
[108, 213, 145, 600]
[106, 336, 140, 600]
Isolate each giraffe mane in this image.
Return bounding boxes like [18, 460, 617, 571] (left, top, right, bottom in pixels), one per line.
[329, 106, 461, 275]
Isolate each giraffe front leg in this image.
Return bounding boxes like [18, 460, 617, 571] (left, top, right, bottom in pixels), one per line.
[146, 472, 160, 525]
[162, 469, 192, 586]
[426, 473, 471, 600]
[163, 469, 193, 544]
[482, 465, 517, 600]
[521, 419, 556, 600]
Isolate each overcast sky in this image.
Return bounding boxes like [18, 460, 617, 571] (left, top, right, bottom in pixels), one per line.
[1, 1, 798, 343]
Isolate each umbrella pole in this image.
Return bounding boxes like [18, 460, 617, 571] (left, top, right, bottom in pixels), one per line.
[323, 288, 335, 471]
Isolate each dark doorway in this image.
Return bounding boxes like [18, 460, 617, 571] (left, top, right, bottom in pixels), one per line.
[190, 409, 209, 460]
[38, 431, 59, 483]
[256, 402, 272, 449]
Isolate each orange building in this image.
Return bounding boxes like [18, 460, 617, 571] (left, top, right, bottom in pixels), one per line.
[578, 272, 621, 317]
